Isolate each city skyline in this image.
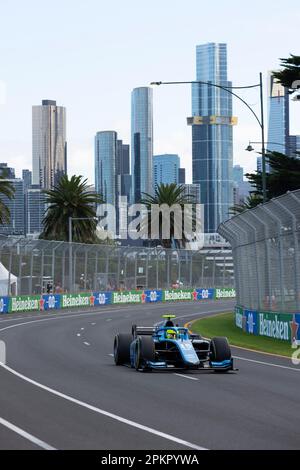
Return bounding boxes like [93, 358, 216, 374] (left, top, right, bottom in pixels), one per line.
[1, 1, 300, 186]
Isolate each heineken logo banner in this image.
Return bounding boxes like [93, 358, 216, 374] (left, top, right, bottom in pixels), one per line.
[10, 296, 41, 313]
[235, 306, 300, 344]
[215, 288, 236, 299]
[163, 290, 194, 302]
[61, 294, 91, 309]
[112, 291, 142, 304]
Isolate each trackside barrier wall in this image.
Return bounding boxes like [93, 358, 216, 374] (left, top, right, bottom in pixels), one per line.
[235, 306, 300, 345]
[218, 190, 300, 344]
[0, 288, 236, 314]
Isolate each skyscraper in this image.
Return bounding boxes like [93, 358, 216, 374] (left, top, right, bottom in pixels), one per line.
[267, 73, 290, 155]
[153, 154, 180, 190]
[0, 179, 25, 235]
[188, 43, 236, 233]
[95, 131, 117, 206]
[178, 168, 186, 185]
[25, 186, 46, 235]
[131, 87, 153, 202]
[116, 140, 131, 203]
[289, 135, 300, 156]
[22, 169, 32, 192]
[233, 165, 244, 184]
[32, 100, 67, 189]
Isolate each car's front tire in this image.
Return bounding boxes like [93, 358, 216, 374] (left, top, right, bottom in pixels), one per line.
[134, 336, 155, 371]
[210, 337, 232, 373]
[114, 333, 132, 365]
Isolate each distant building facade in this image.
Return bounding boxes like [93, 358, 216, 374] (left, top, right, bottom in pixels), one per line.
[0, 179, 25, 235]
[153, 154, 180, 190]
[189, 43, 236, 233]
[131, 87, 153, 202]
[32, 100, 67, 189]
[95, 131, 117, 207]
[25, 186, 46, 235]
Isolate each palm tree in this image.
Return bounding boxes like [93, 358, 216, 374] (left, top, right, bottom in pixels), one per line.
[140, 183, 195, 249]
[40, 175, 103, 243]
[0, 172, 15, 225]
[229, 193, 264, 216]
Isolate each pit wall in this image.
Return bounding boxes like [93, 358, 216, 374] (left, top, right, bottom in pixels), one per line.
[235, 306, 300, 345]
[0, 288, 236, 314]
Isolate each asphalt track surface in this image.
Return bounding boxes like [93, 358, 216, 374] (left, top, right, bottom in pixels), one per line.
[0, 300, 299, 450]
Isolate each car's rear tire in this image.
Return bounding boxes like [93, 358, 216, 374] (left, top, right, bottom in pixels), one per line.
[135, 336, 155, 371]
[114, 333, 132, 365]
[210, 337, 232, 373]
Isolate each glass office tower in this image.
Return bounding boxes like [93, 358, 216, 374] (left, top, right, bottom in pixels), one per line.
[32, 100, 67, 189]
[267, 72, 290, 155]
[188, 43, 236, 233]
[95, 131, 117, 207]
[131, 87, 153, 202]
[153, 154, 180, 190]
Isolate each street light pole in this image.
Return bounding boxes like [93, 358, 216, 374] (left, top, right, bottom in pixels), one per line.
[259, 72, 267, 203]
[151, 74, 267, 203]
[69, 217, 72, 293]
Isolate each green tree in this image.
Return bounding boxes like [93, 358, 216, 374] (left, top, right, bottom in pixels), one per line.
[230, 151, 300, 215]
[246, 151, 300, 200]
[140, 183, 195, 249]
[273, 55, 300, 91]
[0, 171, 15, 225]
[40, 175, 103, 243]
[229, 193, 263, 216]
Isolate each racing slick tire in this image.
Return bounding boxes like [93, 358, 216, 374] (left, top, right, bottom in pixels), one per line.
[114, 333, 132, 365]
[210, 337, 232, 373]
[134, 336, 155, 372]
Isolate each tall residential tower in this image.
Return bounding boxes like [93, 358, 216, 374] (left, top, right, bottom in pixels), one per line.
[188, 43, 236, 233]
[32, 100, 67, 189]
[131, 87, 153, 202]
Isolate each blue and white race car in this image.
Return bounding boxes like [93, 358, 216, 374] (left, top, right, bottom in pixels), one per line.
[114, 315, 234, 373]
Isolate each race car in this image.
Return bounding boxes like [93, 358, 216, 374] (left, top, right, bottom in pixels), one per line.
[113, 315, 234, 373]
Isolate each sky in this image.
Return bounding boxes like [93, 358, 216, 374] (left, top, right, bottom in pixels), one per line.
[0, 0, 300, 183]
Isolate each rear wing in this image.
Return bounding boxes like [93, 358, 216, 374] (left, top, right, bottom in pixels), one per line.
[132, 325, 154, 338]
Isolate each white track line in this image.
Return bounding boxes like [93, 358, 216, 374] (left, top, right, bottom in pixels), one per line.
[0, 363, 207, 451]
[0, 417, 56, 450]
[234, 356, 300, 372]
[83, 342, 90, 347]
[174, 374, 199, 382]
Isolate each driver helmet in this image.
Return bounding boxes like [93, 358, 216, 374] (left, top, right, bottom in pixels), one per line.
[166, 329, 177, 339]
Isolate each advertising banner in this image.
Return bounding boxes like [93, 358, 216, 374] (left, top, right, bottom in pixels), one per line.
[235, 307, 300, 344]
[41, 294, 61, 311]
[258, 312, 292, 342]
[163, 289, 194, 302]
[244, 310, 259, 336]
[92, 292, 112, 306]
[61, 293, 92, 309]
[196, 289, 215, 301]
[9, 295, 41, 313]
[112, 291, 142, 305]
[0, 296, 9, 314]
[235, 306, 244, 330]
[215, 288, 236, 300]
[143, 290, 163, 303]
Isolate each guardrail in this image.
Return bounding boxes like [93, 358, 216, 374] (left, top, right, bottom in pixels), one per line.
[0, 288, 236, 314]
